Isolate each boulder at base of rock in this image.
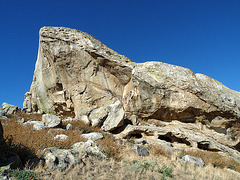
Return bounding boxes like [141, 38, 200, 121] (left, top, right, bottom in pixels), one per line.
[89, 106, 110, 127]
[42, 114, 62, 128]
[71, 140, 106, 159]
[80, 132, 103, 141]
[101, 100, 125, 131]
[180, 155, 205, 167]
[41, 147, 84, 171]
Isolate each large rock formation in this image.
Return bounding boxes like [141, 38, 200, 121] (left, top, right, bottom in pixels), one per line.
[23, 26, 134, 118]
[23, 27, 240, 136]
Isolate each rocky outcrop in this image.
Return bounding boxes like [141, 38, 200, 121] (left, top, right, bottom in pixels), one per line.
[23, 26, 240, 154]
[2, 103, 21, 115]
[23, 26, 133, 118]
[116, 121, 240, 163]
[24, 27, 240, 125]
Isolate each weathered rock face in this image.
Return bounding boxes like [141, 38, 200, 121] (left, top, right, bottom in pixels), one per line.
[24, 26, 240, 134]
[123, 62, 240, 123]
[23, 26, 133, 118]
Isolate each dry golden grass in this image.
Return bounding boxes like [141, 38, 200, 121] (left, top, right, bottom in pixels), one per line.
[32, 153, 240, 180]
[180, 149, 240, 172]
[2, 113, 240, 179]
[2, 114, 89, 163]
[97, 134, 122, 160]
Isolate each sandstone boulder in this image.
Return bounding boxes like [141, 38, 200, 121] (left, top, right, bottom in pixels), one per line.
[101, 100, 125, 131]
[23, 26, 133, 118]
[42, 114, 62, 128]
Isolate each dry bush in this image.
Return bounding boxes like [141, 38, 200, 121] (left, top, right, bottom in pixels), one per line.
[2, 116, 86, 163]
[180, 149, 240, 172]
[97, 134, 122, 160]
[149, 145, 171, 158]
[62, 120, 101, 133]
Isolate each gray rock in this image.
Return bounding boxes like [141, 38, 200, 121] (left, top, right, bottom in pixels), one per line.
[41, 147, 84, 171]
[101, 100, 125, 131]
[33, 121, 47, 130]
[66, 123, 74, 130]
[0, 108, 5, 117]
[2, 103, 21, 114]
[180, 155, 205, 167]
[71, 140, 106, 159]
[80, 132, 103, 141]
[134, 146, 149, 156]
[42, 114, 62, 128]
[54, 134, 69, 140]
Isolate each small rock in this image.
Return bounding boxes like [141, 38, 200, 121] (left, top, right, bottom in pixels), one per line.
[79, 115, 90, 126]
[62, 117, 74, 122]
[66, 123, 74, 130]
[54, 134, 69, 140]
[135, 139, 147, 145]
[80, 132, 103, 141]
[129, 115, 139, 125]
[17, 118, 24, 124]
[134, 145, 149, 156]
[42, 114, 62, 128]
[180, 155, 205, 167]
[33, 122, 47, 130]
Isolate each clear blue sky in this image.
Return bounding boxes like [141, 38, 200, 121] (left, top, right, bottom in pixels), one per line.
[0, 0, 240, 108]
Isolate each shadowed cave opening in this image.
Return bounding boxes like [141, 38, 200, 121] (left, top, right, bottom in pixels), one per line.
[158, 132, 191, 146]
[197, 142, 220, 152]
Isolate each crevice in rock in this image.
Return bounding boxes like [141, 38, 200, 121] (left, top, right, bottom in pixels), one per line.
[197, 142, 220, 152]
[110, 119, 133, 134]
[158, 132, 191, 146]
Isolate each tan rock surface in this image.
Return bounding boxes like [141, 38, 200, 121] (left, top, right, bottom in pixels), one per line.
[24, 26, 134, 118]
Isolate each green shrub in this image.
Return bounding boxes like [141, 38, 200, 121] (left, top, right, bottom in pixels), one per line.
[10, 169, 37, 180]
